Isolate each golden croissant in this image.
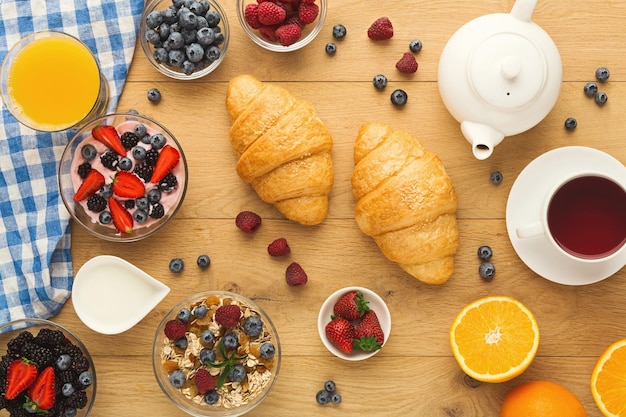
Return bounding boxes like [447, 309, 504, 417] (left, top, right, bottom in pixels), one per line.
[351, 123, 459, 284]
[226, 74, 334, 225]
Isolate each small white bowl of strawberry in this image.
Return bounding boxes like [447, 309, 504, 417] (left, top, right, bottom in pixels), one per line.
[317, 287, 391, 361]
[58, 113, 187, 242]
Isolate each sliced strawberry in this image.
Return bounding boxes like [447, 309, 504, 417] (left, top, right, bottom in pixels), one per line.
[108, 197, 133, 234]
[111, 171, 145, 198]
[92, 125, 126, 156]
[150, 145, 180, 183]
[5, 359, 38, 400]
[26, 366, 55, 410]
[73, 169, 105, 202]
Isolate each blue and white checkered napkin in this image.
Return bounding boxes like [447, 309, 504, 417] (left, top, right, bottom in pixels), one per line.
[0, 0, 145, 326]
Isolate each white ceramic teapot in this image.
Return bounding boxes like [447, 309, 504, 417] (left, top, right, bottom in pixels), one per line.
[438, 0, 562, 160]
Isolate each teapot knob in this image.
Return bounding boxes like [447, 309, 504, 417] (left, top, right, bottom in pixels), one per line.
[501, 56, 522, 80]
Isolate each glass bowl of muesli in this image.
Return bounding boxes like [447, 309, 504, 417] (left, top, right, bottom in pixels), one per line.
[152, 291, 281, 416]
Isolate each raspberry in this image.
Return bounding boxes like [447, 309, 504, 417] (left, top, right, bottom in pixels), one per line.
[367, 17, 393, 41]
[194, 368, 217, 394]
[395, 52, 418, 74]
[235, 210, 262, 234]
[163, 319, 187, 340]
[257, 2, 287, 26]
[298, 2, 319, 24]
[276, 23, 302, 46]
[259, 25, 279, 42]
[286, 262, 307, 286]
[244, 3, 261, 29]
[268, 238, 291, 257]
[215, 304, 241, 327]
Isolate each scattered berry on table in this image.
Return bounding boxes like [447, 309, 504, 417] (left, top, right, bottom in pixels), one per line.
[331, 393, 342, 404]
[197, 254, 211, 268]
[316, 389, 331, 405]
[80, 144, 97, 161]
[268, 238, 291, 257]
[164, 319, 187, 340]
[595, 67, 610, 82]
[367, 17, 393, 41]
[243, 316, 264, 337]
[396, 52, 418, 74]
[564, 117, 577, 130]
[325, 42, 337, 55]
[490, 170, 503, 185]
[147, 88, 161, 103]
[324, 380, 336, 393]
[595, 91, 608, 106]
[260, 342, 275, 359]
[332, 24, 347, 39]
[583, 82, 598, 97]
[169, 257, 185, 273]
[177, 307, 192, 323]
[235, 210, 262, 234]
[409, 39, 423, 53]
[390, 89, 408, 107]
[477, 245, 493, 261]
[215, 304, 241, 328]
[479, 261, 496, 281]
[286, 262, 308, 286]
[372, 74, 388, 90]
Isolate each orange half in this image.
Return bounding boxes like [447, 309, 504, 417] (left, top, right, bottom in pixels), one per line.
[450, 295, 540, 383]
[591, 339, 626, 416]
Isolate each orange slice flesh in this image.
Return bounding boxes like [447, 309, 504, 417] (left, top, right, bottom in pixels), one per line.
[591, 339, 626, 416]
[450, 295, 540, 383]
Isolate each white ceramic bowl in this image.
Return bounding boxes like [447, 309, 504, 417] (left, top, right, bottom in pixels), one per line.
[317, 286, 391, 361]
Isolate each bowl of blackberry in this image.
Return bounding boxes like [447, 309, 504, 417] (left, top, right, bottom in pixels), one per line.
[58, 113, 188, 242]
[152, 291, 281, 416]
[0, 318, 96, 417]
[140, 0, 230, 80]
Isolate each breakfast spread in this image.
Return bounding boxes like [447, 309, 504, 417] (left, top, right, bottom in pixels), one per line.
[158, 293, 278, 409]
[351, 122, 459, 285]
[70, 120, 184, 234]
[226, 74, 334, 226]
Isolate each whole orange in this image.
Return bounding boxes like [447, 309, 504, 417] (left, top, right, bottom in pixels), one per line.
[500, 380, 587, 417]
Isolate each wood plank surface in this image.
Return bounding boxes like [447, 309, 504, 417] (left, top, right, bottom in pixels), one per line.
[32, 0, 626, 416]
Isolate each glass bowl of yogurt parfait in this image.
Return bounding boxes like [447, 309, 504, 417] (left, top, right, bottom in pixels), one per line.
[58, 113, 188, 242]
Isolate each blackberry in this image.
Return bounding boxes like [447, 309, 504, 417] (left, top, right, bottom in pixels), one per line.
[7, 331, 34, 355]
[158, 173, 178, 192]
[100, 150, 119, 170]
[65, 390, 88, 409]
[35, 328, 66, 348]
[150, 203, 165, 219]
[20, 342, 53, 369]
[133, 161, 154, 182]
[124, 199, 136, 209]
[145, 149, 159, 166]
[77, 162, 91, 179]
[86, 194, 107, 212]
[57, 370, 76, 385]
[121, 131, 139, 150]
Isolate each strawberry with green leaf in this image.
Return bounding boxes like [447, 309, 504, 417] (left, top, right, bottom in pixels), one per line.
[4, 359, 37, 400]
[354, 310, 385, 352]
[325, 317, 355, 354]
[333, 290, 369, 321]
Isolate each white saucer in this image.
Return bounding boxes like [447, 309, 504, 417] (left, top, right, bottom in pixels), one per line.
[506, 146, 626, 285]
[72, 255, 170, 334]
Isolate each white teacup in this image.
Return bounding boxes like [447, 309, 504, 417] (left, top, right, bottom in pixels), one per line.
[516, 171, 626, 263]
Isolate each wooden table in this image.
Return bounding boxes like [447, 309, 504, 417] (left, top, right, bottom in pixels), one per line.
[51, 1, 626, 415]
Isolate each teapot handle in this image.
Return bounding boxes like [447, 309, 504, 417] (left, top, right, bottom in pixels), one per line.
[510, 0, 537, 22]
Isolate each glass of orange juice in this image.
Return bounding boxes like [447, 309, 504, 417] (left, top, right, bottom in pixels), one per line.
[0, 30, 109, 132]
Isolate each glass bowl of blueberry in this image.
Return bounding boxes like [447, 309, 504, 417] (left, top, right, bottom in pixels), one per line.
[237, 0, 326, 52]
[140, 0, 230, 80]
[0, 318, 96, 417]
[58, 112, 188, 242]
[152, 291, 281, 417]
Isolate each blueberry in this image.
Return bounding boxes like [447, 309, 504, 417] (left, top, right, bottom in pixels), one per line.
[150, 133, 167, 149]
[204, 390, 219, 405]
[205, 45, 220, 62]
[169, 49, 186, 67]
[132, 146, 147, 161]
[409, 39, 423, 53]
[147, 88, 162, 103]
[158, 23, 171, 40]
[223, 332, 239, 350]
[373, 74, 387, 90]
[583, 82, 598, 97]
[200, 347, 216, 364]
[200, 330, 215, 345]
[324, 380, 336, 393]
[260, 342, 275, 359]
[595, 67, 610, 82]
[118, 157, 132, 171]
[177, 307, 191, 322]
[595, 91, 608, 106]
[78, 371, 93, 388]
[316, 389, 331, 405]
[193, 304, 208, 318]
[80, 144, 97, 161]
[98, 211, 112, 225]
[174, 336, 188, 349]
[181, 28, 197, 45]
[64, 408, 77, 417]
[331, 393, 342, 404]
[197, 254, 211, 268]
[490, 171, 503, 185]
[243, 316, 263, 337]
[134, 123, 147, 138]
[99, 184, 112, 199]
[147, 188, 161, 204]
[228, 364, 246, 383]
[178, 9, 197, 29]
[564, 117, 577, 130]
[477, 245, 493, 261]
[196, 27, 215, 45]
[167, 31, 185, 49]
[391, 89, 408, 106]
[205, 10, 221, 27]
[140, 133, 152, 144]
[134, 209, 148, 223]
[185, 43, 204, 63]
[146, 10, 163, 29]
[145, 29, 161, 46]
[162, 7, 178, 24]
[136, 196, 149, 211]
[479, 262, 496, 280]
[188, 1, 204, 15]
[169, 370, 186, 388]
[56, 354, 72, 371]
[169, 258, 185, 273]
[325, 42, 337, 55]
[332, 24, 347, 39]
[62, 382, 75, 397]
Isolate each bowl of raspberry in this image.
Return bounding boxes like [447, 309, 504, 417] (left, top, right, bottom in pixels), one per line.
[237, 0, 326, 52]
[140, 0, 230, 80]
[152, 291, 281, 416]
[0, 318, 96, 417]
[58, 113, 188, 242]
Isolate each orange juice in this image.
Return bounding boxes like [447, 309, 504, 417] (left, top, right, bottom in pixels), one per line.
[5, 33, 102, 131]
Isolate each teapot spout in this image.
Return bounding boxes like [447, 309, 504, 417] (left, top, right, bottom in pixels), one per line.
[510, 0, 537, 22]
[461, 121, 505, 160]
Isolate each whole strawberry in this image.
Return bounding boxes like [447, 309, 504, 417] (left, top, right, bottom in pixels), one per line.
[367, 17, 393, 41]
[235, 210, 262, 234]
[215, 304, 241, 327]
[164, 319, 187, 340]
[285, 262, 307, 286]
[325, 317, 355, 354]
[333, 290, 369, 321]
[354, 310, 385, 352]
[396, 52, 418, 74]
[268, 238, 290, 257]
[194, 368, 218, 394]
